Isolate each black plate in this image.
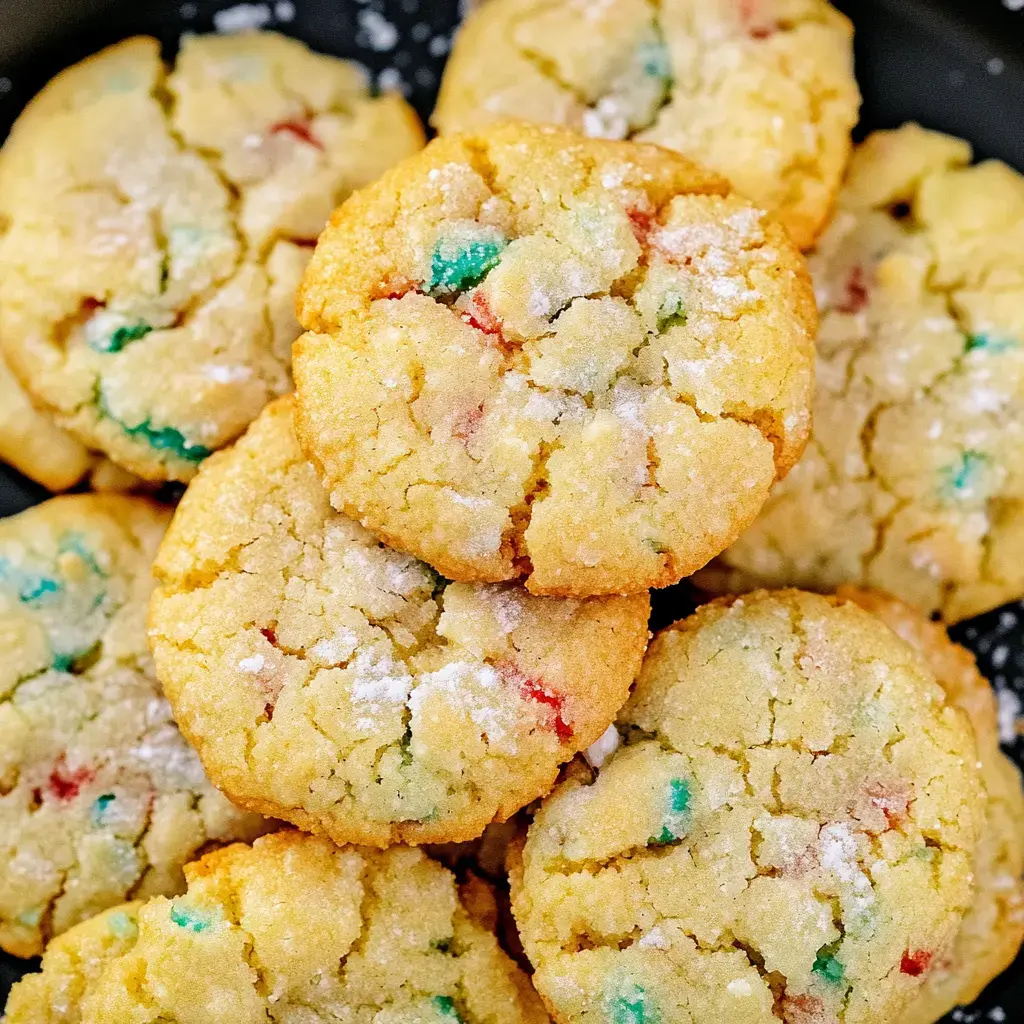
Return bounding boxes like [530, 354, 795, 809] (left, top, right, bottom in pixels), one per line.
[1, 0, 1023, 1018]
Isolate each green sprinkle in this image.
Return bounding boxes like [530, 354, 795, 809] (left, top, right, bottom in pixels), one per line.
[99, 391, 211, 464]
[58, 533, 107, 578]
[89, 321, 152, 354]
[607, 982, 659, 1024]
[91, 793, 116, 827]
[52, 654, 75, 673]
[429, 235, 506, 294]
[430, 937, 453, 954]
[169, 903, 214, 933]
[966, 333, 1016, 354]
[638, 38, 671, 81]
[812, 943, 845, 985]
[656, 295, 687, 331]
[940, 450, 990, 501]
[668, 778, 690, 814]
[645, 539, 669, 555]
[432, 995, 463, 1021]
[648, 825, 675, 846]
[108, 910, 138, 940]
[18, 575, 61, 603]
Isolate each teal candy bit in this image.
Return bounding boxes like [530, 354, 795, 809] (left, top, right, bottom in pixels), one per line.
[108, 910, 138, 940]
[98, 391, 211, 463]
[432, 995, 463, 1021]
[940, 450, 989, 501]
[668, 778, 690, 814]
[51, 654, 75, 673]
[58, 532, 107, 578]
[812, 943, 845, 985]
[648, 778, 691, 845]
[638, 36, 671, 82]
[656, 295, 687, 331]
[607, 982, 659, 1024]
[91, 793, 116, 827]
[89, 321, 153, 354]
[169, 903, 215, 933]
[16, 908, 42, 928]
[430, 937, 453, 953]
[18, 574, 61, 603]
[429, 235, 506, 294]
[966, 333, 1016, 354]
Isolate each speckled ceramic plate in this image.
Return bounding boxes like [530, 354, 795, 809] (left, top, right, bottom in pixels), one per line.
[1, 2, 1023, 1019]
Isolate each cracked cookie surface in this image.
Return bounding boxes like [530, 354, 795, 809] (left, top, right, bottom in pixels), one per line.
[293, 121, 816, 596]
[149, 396, 650, 846]
[433, 0, 860, 249]
[3, 831, 549, 1024]
[841, 588, 1024, 1023]
[509, 589, 983, 1024]
[0, 494, 268, 958]
[700, 124, 1024, 622]
[0, 33, 423, 482]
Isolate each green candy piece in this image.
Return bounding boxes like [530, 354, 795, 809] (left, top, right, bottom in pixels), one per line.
[668, 777, 690, 814]
[656, 295, 687, 331]
[966, 333, 1015, 354]
[91, 793, 116, 827]
[432, 995, 463, 1021]
[169, 902, 214, 933]
[429, 235, 506, 294]
[940, 450, 989, 501]
[812, 943, 845, 985]
[648, 825, 675, 846]
[638, 37, 671, 82]
[99, 392, 211, 463]
[648, 778, 691, 845]
[607, 982, 659, 1024]
[90, 321, 153, 354]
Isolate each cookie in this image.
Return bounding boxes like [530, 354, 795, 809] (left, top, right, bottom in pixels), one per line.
[509, 589, 983, 1024]
[840, 588, 1024, 1021]
[699, 124, 1024, 622]
[0, 356, 92, 492]
[148, 396, 650, 846]
[433, 0, 860, 249]
[4, 831, 549, 1024]
[0, 494, 268, 958]
[293, 121, 816, 596]
[0, 33, 423, 482]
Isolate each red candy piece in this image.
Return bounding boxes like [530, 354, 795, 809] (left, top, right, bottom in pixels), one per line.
[374, 273, 418, 301]
[738, 0, 777, 39]
[261, 626, 277, 645]
[834, 265, 871, 314]
[782, 994, 835, 1024]
[628, 208, 654, 246]
[451, 403, 485, 444]
[269, 118, 324, 151]
[502, 664, 573, 741]
[462, 291, 505, 342]
[900, 949, 933, 977]
[866, 780, 911, 830]
[48, 756, 95, 802]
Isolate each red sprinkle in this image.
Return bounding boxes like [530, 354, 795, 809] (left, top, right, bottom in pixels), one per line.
[261, 627, 277, 645]
[269, 118, 324, 151]
[462, 291, 505, 342]
[834, 265, 871, 314]
[866, 780, 911, 830]
[900, 949, 933, 977]
[738, 0, 777, 38]
[264, 701, 275, 721]
[374, 273, 417, 301]
[451, 403, 484, 444]
[48, 757, 95, 802]
[507, 668, 573, 741]
[628, 208, 654, 246]
[782, 994, 831, 1024]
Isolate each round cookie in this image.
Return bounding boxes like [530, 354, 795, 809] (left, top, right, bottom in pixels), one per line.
[509, 589, 983, 1024]
[840, 588, 1024, 1022]
[4, 831, 549, 1024]
[0, 357, 92, 492]
[0, 33, 423, 482]
[149, 396, 651, 846]
[433, 0, 860, 250]
[294, 121, 816, 596]
[0, 494, 268, 958]
[699, 124, 1024, 622]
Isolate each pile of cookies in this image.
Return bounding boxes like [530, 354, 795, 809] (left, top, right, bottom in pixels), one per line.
[1, 3, 1022, 1022]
